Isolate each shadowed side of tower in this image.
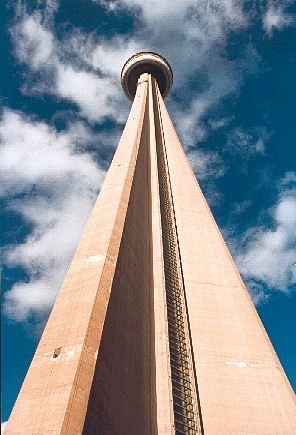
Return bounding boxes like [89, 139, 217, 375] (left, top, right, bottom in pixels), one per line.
[5, 53, 296, 434]
[82, 88, 156, 434]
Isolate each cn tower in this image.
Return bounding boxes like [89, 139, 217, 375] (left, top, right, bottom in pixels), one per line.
[5, 53, 296, 434]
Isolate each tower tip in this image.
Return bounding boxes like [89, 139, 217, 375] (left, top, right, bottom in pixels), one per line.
[121, 52, 173, 100]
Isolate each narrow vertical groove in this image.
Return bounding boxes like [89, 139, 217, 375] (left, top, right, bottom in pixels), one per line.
[152, 78, 203, 434]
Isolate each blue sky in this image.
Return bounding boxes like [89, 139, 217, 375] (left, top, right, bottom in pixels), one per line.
[1, 0, 296, 428]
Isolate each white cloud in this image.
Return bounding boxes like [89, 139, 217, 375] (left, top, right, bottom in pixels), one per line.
[245, 280, 270, 306]
[11, 12, 127, 124]
[56, 65, 119, 123]
[277, 171, 296, 189]
[1, 109, 105, 321]
[208, 117, 234, 130]
[225, 127, 268, 158]
[0, 110, 100, 195]
[235, 184, 296, 294]
[13, 13, 55, 70]
[118, 0, 246, 36]
[1, 421, 7, 434]
[170, 43, 260, 148]
[91, 36, 142, 78]
[263, 3, 294, 35]
[232, 199, 253, 216]
[187, 150, 226, 180]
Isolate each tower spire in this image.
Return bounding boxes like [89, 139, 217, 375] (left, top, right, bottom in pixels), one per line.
[5, 53, 296, 434]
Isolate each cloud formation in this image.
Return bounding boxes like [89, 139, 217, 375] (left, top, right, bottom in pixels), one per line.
[235, 180, 296, 300]
[1, 109, 105, 320]
[263, 2, 295, 35]
[11, 10, 127, 123]
[187, 150, 226, 181]
[225, 127, 269, 158]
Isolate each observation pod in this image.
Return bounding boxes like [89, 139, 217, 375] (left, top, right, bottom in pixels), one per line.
[121, 51, 173, 100]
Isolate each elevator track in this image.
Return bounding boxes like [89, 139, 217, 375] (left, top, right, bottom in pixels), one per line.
[153, 80, 203, 434]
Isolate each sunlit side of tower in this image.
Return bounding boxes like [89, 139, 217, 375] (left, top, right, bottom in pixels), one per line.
[5, 53, 296, 434]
